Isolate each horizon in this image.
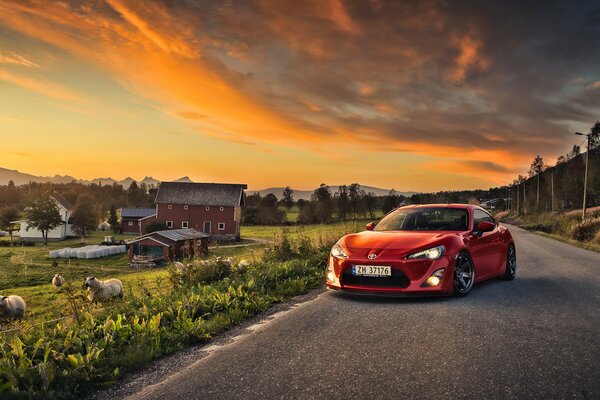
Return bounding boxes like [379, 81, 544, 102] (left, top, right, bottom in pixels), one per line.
[1, 1, 599, 191]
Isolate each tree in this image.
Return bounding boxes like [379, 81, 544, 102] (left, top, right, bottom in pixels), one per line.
[312, 184, 333, 223]
[282, 187, 294, 209]
[108, 204, 118, 227]
[70, 195, 99, 243]
[589, 121, 600, 150]
[145, 221, 167, 234]
[0, 206, 19, 241]
[382, 189, 399, 213]
[568, 144, 581, 160]
[348, 183, 365, 218]
[364, 192, 377, 219]
[336, 185, 349, 220]
[528, 155, 547, 209]
[25, 192, 62, 245]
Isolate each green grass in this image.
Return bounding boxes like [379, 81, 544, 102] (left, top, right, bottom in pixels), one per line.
[241, 218, 373, 240]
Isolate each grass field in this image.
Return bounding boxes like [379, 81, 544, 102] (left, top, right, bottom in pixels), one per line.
[0, 220, 369, 328]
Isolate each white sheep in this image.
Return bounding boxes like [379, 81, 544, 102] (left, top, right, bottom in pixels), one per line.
[174, 261, 188, 274]
[0, 295, 26, 320]
[84, 277, 124, 302]
[238, 260, 251, 268]
[51, 274, 65, 288]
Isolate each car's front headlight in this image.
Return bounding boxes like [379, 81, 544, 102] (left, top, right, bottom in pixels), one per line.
[331, 243, 348, 258]
[406, 245, 445, 260]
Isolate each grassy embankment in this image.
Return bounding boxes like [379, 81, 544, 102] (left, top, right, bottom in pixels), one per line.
[0, 219, 369, 398]
[496, 206, 600, 253]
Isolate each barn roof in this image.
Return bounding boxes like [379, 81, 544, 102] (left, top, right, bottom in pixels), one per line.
[52, 192, 74, 211]
[155, 182, 247, 207]
[121, 208, 156, 218]
[128, 228, 210, 246]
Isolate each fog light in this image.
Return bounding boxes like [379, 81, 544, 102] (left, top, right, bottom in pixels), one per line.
[427, 276, 440, 286]
[423, 268, 445, 287]
[327, 271, 336, 282]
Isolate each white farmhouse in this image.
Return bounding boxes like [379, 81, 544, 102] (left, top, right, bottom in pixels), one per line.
[12, 192, 75, 241]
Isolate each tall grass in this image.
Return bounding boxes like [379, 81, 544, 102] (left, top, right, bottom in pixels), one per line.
[0, 232, 328, 399]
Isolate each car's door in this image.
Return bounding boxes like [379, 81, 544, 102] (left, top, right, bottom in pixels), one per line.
[468, 209, 503, 279]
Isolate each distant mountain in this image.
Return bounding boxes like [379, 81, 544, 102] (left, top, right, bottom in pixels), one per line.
[0, 167, 162, 188]
[248, 185, 417, 201]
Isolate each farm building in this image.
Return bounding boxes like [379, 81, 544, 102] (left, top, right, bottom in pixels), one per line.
[11, 192, 74, 241]
[127, 228, 210, 263]
[140, 182, 247, 240]
[119, 207, 156, 234]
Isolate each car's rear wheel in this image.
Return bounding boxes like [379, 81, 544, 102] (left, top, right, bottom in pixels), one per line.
[502, 244, 517, 281]
[453, 252, 474, 297]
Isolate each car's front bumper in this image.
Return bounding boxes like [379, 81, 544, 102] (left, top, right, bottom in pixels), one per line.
[325, 254, 454, 295]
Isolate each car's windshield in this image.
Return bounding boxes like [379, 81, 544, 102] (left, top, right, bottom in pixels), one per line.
[374, 207, 469, 231]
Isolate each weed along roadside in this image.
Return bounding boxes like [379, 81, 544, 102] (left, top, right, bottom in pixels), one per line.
[0, 233, 332, 399]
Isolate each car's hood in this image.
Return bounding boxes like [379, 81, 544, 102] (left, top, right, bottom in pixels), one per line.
[341, 230, 455, 259]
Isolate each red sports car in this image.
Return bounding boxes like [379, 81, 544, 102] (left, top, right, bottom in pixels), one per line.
[326, 204, 516, 296]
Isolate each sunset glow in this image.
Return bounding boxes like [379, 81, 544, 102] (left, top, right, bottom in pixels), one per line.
[1, 0, 599, 191]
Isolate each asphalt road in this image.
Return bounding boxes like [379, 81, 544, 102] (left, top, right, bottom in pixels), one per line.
[127, 225, 600, 400]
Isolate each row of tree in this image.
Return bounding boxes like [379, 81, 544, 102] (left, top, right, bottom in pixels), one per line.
[508, 121, 600, 215]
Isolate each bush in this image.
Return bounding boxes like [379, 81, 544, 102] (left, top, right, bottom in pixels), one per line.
[15, 240, 35, 247]
[169, 258, 233, 287]
[568, 217, 600, 241]
[0, 241, 10, 247]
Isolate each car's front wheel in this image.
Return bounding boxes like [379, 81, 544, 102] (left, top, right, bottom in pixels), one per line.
[453, 252, 475, 296]
[502, 244, 517, 281]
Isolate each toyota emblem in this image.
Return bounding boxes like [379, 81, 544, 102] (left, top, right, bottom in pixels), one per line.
[367, 253, 377, 260]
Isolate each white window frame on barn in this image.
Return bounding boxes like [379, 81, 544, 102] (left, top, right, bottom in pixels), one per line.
[220, 207, 224, 211]
[182, 221, 189, 228]
[218, 222, 225, 230]
[206, 206, 210, 211]
[184, 205, 188, 210]
[168, 205, 172, 209]
[128, 221, 133, 226]
[166, 220, 173, 228]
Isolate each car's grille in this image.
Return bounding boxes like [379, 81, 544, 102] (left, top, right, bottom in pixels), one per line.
[341, 267, 410, 288]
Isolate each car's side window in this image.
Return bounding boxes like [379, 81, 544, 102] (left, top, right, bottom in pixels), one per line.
[473, 209, 496, 229]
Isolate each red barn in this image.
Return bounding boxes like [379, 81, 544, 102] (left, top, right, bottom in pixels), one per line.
[140, 182, 247, 240]
[119, 208, 156, 234]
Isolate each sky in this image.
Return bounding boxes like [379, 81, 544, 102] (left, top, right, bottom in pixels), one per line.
[1, 0, 600, 192]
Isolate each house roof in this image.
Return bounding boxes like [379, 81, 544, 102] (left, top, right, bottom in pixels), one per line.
[121, 208, 156, 218]
[155, 182, 247, 207]
[52, 192, 74, 211]
[128, 228, 209, 246]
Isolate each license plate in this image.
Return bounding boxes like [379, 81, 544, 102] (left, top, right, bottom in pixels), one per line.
[352, 265, 392, 277]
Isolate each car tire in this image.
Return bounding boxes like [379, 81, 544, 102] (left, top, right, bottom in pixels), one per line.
[453, 251, 475, 297]
[502, 244, 517, 281]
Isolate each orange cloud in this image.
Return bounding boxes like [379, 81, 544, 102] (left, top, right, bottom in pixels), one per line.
[0, 69, 84, 102]
[449, 32, 489, 82]
[0, 50, 39, 68]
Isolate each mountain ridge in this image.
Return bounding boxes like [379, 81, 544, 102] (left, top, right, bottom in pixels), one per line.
[0, 167, 417, 198]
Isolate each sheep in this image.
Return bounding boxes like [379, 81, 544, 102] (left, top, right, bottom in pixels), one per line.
[84, 277, 124, 302]
[238, 259, 251, 268]
[0, 295, 26, 320]
[174, 261, 188, 274]
[51, 274, 65, 288]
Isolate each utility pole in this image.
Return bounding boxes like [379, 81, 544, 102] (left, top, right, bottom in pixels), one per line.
[516, 184, 520, 215]
[551, 173, 555, 212]
[575, 131, 591, 221]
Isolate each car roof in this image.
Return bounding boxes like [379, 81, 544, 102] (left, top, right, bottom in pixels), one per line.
[398, 203, 474, 210]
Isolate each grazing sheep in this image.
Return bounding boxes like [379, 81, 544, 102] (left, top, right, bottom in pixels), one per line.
[84, 277, 124, 302]
[51, 274, 65, 288]
[174, 261, 188, 274]
[238, 260, 250, 268]
[0, 295, 26, 320]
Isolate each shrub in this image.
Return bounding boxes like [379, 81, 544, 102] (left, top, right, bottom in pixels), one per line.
[16, 240, 35, 247]
[0, 241, 10, 247]
[568, 217, 600, 241]
[169, 258, 232, 287]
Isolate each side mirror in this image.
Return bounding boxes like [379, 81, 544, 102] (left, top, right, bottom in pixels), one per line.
[365, 222, 375, 231]
[477, 221, 495, 233]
